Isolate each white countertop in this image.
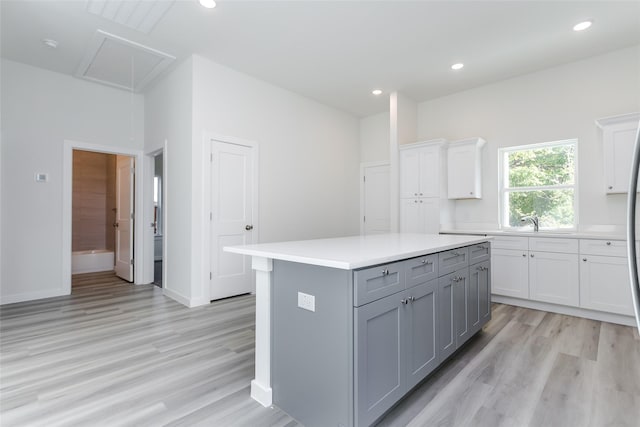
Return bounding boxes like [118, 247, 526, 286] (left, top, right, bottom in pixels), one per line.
[224, 233, 491, 270]
[440, 229, 631, 240]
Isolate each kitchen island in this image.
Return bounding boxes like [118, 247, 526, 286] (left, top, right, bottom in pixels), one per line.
[225, 233, 492, 427]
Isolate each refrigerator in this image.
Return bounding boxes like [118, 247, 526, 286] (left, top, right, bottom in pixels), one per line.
[625, 120, 640, 333]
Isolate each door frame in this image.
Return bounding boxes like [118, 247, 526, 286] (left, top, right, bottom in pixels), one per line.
[144, 146, 166, 289]
[360, 161, 390, 235]
[62, 140, 147, 294]
[202, 132, 259, 302]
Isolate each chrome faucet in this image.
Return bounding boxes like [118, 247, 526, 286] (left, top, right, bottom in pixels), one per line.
[521, 215, 539, 232]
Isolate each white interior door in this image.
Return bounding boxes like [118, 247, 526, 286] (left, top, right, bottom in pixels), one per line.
[363, 164, 390, 235]
[115, 155, 134, 282]
[210, 140, 255, 300]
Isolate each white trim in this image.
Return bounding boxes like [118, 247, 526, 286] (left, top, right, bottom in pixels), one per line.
[251, 256, 273, 407]
[145, 147, 164, 285]
[202, 132, 260, 302]
[359, 161, 389, 235]
[63, 140, 146, 295]
[595, 112, 640, 129]
[398, 138, 446, 152]
[492, 295, 636, 327]
[161, 287, 207, 308]
[0, 288, 67, 305]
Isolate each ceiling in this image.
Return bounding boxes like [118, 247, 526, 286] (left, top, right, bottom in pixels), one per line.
[2, 1, 640, 117]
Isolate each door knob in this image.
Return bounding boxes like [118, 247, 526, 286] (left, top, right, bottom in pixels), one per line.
[113, 222, 119, 228]
[245, 225, 253, 231]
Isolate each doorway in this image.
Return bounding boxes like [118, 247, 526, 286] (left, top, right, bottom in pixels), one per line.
[71, 150, 135, 284]
[62, 140, 146, 294]
[152, 152, 164, 287]
[208, 137, 259, 301]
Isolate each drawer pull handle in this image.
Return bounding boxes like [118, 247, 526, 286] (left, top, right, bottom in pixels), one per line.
[408, 296, 415, 302]
[583, 258, 587, 262]
[477, 266, 488, 271]
[381, 268, 390, 276]
[606, 241, 611, 246]
[522, 254, 526, 257]
[401, 299, 408, 305]
[421, 259, 432, 264]
[452, 251, 460, 257]
[530, 254, 534, 258]
[477, 245, 486, 249]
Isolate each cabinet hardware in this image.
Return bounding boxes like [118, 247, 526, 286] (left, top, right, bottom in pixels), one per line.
[419, 193, 423, 196]
[606, 241, 611, 246]
[408, 296, 415, 302]
[530, 254, 534, 258]
[477, 245, 486, 249]
[245, 225, 253, 231]
[381, 268, 389, 276]
[522, 253, 526, 257]
[414, 193, 418, 196]
[452, 251, 460, 256]
[401, 299, 408, 305]
[583, 258, 587, 262]
[608, 185, 613, 190]
[421, 259, 432, 264]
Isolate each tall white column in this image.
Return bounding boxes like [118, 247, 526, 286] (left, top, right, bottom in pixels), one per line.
[250, 256, 273, 406]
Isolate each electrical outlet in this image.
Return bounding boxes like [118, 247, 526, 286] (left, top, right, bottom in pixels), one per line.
[297, 292, 315, 312]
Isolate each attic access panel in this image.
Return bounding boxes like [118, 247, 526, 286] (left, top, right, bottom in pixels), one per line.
[76, 30, 175, 92]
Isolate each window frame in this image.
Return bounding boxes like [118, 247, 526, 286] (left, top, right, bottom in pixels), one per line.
[498, 139, 579, 231]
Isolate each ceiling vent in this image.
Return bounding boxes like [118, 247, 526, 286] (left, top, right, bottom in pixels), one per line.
[86, 0, 175, 34]
[76, 30, 175, 92]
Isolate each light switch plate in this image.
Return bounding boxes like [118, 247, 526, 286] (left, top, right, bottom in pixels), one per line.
[35, 173, 48, 182]
[297, 292, 315, 312]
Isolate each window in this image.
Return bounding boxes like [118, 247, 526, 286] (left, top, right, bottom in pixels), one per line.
[499, 140, 577, 230]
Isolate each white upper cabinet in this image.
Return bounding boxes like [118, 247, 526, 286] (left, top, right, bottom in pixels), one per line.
[399, 140, 444, 199]
[596, 112, 640, 194]
[447, 137, 486, 199]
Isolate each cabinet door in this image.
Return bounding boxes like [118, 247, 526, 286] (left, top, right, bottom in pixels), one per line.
[418, 145, 440, 198]
[453, 268, 471, 347]
[400, 198, 439, 234]
[400, 198, 421, 233]
[529, 251, 579, 306]
[580, 255, 634, 316]
[602, 121, 640, 193]
[492, 248, 529, 298]
[469, 261, 491, 335]
[354, 293, 406, 427]
[400, 149, 421, 198]
[438, 274, 456, 361]
[447, 145, 480, 199]
[406, 280, 439, 389]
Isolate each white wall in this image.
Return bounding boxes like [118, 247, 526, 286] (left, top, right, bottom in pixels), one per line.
[417, 45, 640, 231]
[144, 57, 194, 305]
[0, 59, 144, 303]
[191, 55, 360, 244]
[360, 111, 389, 163]
[144, 55, 360, 307]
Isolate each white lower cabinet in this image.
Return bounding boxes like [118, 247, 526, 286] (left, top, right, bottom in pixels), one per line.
[492, 248, 529, 298]
[491, 235, 636, 323]
[529, 251, 579, 306]
[580, 254, 634, 316]
[400, 198, 439, 234]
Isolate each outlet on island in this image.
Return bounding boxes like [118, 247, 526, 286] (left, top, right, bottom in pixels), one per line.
[297, 291, 315, 312]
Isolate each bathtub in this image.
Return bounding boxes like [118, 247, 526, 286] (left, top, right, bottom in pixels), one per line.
[72, 249, 114, 274]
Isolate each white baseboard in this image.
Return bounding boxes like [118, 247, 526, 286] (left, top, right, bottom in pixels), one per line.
[251, 379, 273, 407]
[0, 288, 68, 305]
[492, 294, 636, 327]
[162, 288, 209, 308]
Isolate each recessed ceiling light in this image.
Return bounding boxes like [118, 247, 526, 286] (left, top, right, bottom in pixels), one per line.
[199, 0, 216, 8]
[42, 38, 58, 49]
[372, 89, 382, 96]
[451, 63, 464, 70]
[573, 20, 592, 31]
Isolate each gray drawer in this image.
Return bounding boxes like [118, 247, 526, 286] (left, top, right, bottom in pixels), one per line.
[405, 254, 438, 288]
[438, 247, 469, 276]
[354, 262, 404, 306]
[469, 242, 490, 265]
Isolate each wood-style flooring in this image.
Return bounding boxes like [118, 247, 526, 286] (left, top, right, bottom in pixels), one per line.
[1, 271, 638, 426]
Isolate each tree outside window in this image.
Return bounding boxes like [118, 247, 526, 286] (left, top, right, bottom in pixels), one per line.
[500, 140, 577, 230]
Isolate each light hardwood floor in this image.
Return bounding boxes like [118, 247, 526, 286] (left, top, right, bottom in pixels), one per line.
[1, 272, 639, 426]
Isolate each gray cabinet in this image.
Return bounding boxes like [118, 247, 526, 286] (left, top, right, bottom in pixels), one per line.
[273, 242, 491, 427]
[469, 260, 491, 335]
[355, 292, 405, 427]
[406, 279, 439, 390]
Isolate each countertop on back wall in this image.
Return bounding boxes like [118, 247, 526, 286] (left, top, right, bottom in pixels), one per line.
[439, 228, 636, 241]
